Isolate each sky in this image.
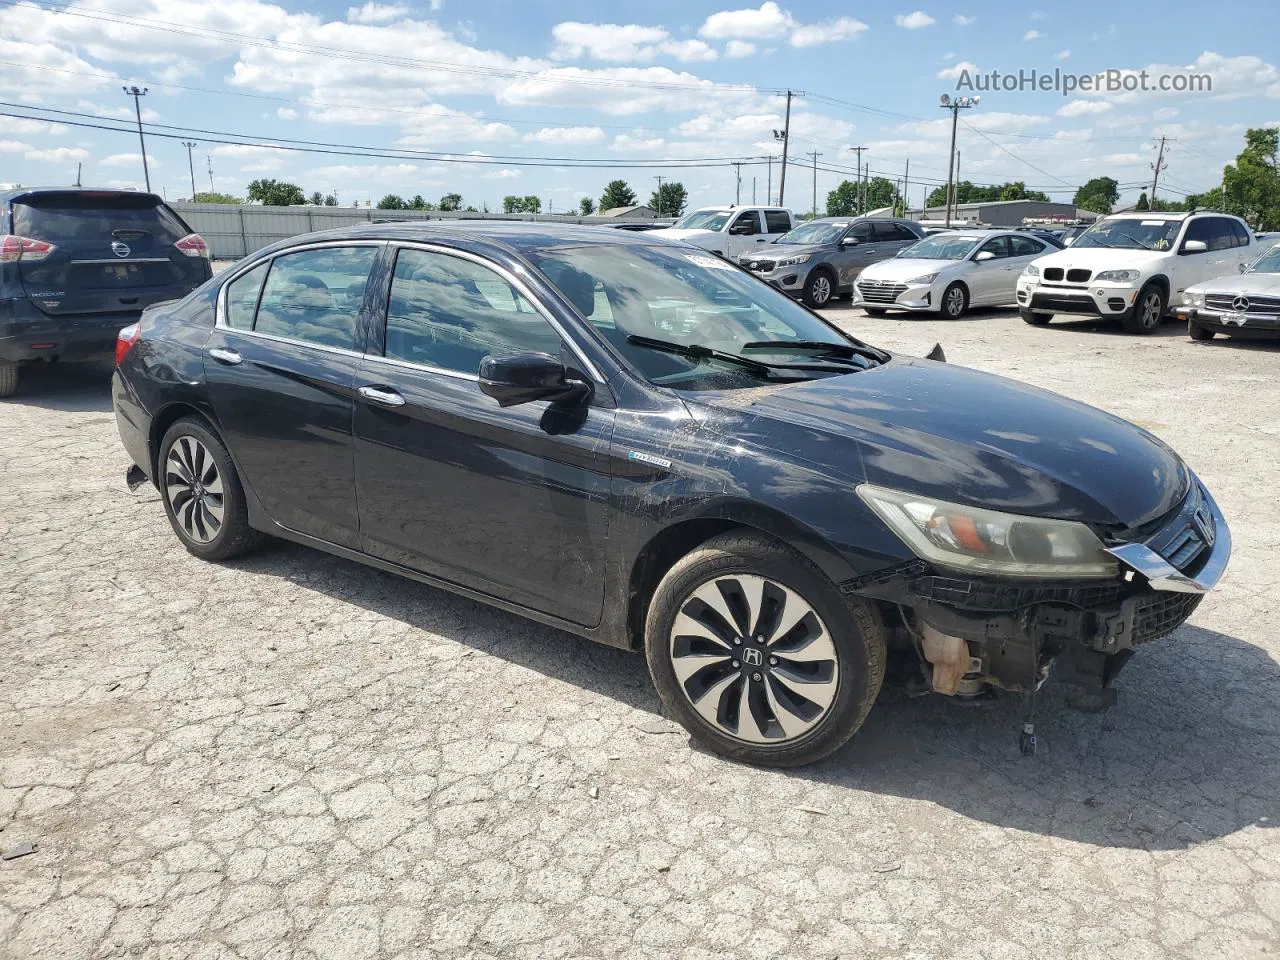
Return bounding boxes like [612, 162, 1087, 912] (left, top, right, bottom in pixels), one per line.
[1, 0, 1278, 213]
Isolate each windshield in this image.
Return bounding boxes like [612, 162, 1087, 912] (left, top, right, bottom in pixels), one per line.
[775, 221, 849, 245]
[528, 243, 871, 390]
[1073, 218, 1181, 251]
[672, 210, 731, 231]
[897, 235, 981, 260]
[1248, 246, 1280, 273]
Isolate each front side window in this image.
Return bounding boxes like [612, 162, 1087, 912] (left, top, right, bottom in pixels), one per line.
[976, 237, 1011, 259]
[253, 246, 377, 349]
[848, 222, 875, 243]
[730, 212, 760, 235]
[384, 249, 565, 375]
[225, 261, 268, 330]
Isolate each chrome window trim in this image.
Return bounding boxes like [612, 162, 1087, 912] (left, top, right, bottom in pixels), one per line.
[214, 240, 387, 353]
[380, 241, 606, 384]
[362, 352, 480, 383]
[72, 257, 173, 265]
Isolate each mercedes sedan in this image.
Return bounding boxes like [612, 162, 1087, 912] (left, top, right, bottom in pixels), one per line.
[113, 223, 1230, 766]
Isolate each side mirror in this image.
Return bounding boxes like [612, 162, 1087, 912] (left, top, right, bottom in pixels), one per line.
[1181, 239, 1208, 254]
[728, 223, 753, 236]
[839, 237, 860, 247]
[974, 250, 996, 262]
[478, 352, 590, 408]
[1239, 261, 1249, 273]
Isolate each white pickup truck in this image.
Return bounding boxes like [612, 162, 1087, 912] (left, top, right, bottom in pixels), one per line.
[651, 206, 795, 259]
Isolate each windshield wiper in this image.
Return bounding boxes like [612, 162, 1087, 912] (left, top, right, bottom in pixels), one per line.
[741, 339, 886, 366]
[1112, 230, 1155, 250]
[626, 336, 852, 377]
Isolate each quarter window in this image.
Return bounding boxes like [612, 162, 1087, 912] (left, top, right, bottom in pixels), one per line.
[384, 249, 565, 376]
[253, 247, 377, 349]
[225, 261, 268, 330]
[1231, 220, 1251, 247]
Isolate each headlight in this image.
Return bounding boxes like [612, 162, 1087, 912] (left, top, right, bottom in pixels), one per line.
[1185, 291, 1205, 308]
[777, 254, 811, 267]
[857, 484, 1119, 578]
[1022, 264, 1040, 279]
[906, 273, 938, 285]
[1095, 269, 1140, 283]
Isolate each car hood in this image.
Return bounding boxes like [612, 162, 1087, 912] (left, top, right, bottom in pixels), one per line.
[693, 358, 1187, 527]
[1033, 247, 1170, 271]
[651, 228, 718, 242]
[1188, 272, 1280, 295]
[857, 258, 963, 281]
[748, 242, 827, 260]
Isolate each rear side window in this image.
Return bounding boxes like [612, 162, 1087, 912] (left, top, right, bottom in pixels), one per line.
[224, 262, 268, 330]
[1232, 220, 1251, 247]
[1009, 235, 1046, 257]
[1207, 218, 1237, 251]
[253, 247, 377, 350]
[764, 210, 791, 233]
[12, 195, 189, 246]
[874, 222, 917, 242]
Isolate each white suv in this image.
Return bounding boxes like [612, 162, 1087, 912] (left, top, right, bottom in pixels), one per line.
[1016, 212, 1257, 334]
[652, 206, 794, 259]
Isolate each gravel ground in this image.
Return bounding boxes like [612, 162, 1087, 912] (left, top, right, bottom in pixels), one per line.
[2, 306, 1279, 960]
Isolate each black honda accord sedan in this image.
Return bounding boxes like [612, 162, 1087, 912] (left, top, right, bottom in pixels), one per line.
[112, 223, 1230, 766]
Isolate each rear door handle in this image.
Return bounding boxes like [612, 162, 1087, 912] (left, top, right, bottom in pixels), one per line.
[358, 385, 406, 408]
[208, 347, 242, 365]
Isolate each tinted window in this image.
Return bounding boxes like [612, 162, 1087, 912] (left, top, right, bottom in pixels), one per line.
[1232, 220, 1251, 247]
[254, 247, 376, 349]
[1182, 218, 1212, 250]
[12, 194, 188, 246]
[1207, 218, 1236, 251]
[731, 211, 759, 235]
[385, 249, 564, 375]
[874, 222, 916, 242]
[977, 236, 1011, 259]
[225, 262, 268, 330]
[1009, 235, 1046, 257]
[849, 222, 875, 242]
[764, 210, 791, 233]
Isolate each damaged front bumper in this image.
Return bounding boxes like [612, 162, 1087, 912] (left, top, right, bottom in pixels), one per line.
[847, 481, 1231, 704]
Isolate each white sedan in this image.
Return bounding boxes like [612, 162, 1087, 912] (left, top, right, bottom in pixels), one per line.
[852, 230, 1055, 319]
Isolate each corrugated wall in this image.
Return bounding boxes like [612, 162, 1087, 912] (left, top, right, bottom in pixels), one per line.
[167, 204, 592, 260]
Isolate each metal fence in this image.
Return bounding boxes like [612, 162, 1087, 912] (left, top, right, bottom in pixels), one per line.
[167, 203, 596, 260]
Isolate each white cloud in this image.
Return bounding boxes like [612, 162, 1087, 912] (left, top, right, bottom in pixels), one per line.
[699, 2, 793, 39]
[895, 11, 935, 29]
[26, 146, 89, 163]
[663, 39, 718, 62]
[1057, 99, 1113, 117]
[551, 22, 668, 62]
[481, 167, 522, 179]
[610, 134, 666, 151]
[76, 100, 161, 123]
[790, 16, 868, 47]
[941, 51, 955, 61]
[1030, 10, 1048, 20]
[211, 144, 284, 159]
[936, 60, 977, 80]
[1024, 30, 1043, 40]
[522, 126, 607, 145]
[101, 152, 161, 167]
[0, 140, 32, 153]
[725, 40, 756, 57]
[276, 107, 298, 119]
[1154, 107, 1180, 120]
[953, 14, 975, 25]
[1054, 49, 1070, 61]
[2, 117, 68, 136]
[346, 2, 410, 23]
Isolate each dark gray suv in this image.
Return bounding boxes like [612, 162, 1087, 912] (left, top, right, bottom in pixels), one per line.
[739, 217, 926, 308]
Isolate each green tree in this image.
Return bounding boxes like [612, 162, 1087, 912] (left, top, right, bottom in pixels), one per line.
[1219, 127, 1280, 229]
[439, 192, 463, 211]
[523, 195, 541, 213]
[864, 177, 901, 211]
[1135, 191, 1150, 211]
[826, 180, 861, 216]
[246, 179, 306, 206]
[599, 179, 636, 211]
[502, 195, 522, 213]
[926, 180, 1050, 208]
[377, 194, 408, 210]
[409, 194, 436, 210]
[323, 194, 337, 206]
[192, 191, 240, 204]
[579, 196, 596, 216]
[648, 181, 688, 217]
[1073, 176, 1120, 215]
[308, 191, 323, 205]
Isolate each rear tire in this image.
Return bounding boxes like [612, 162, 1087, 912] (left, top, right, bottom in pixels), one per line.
[1020, 309, 1052, 326]
[158, 417, 263, 562]
[0, 361, 18, 398]
[803, 270, 836, 309]
[644, 532, 886, 768]
[940, 282, 968, 319]
[1188, 319, 1216, 341]
[1121, 281, 1166, 334]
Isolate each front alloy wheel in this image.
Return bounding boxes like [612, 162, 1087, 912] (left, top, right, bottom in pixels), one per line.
[669, 575, 839, 744]
[803, 271, 834, 308]
[1122, 281, 1166, 334]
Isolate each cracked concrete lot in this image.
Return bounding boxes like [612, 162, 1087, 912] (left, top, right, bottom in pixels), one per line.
[2, 307, 1279, 960]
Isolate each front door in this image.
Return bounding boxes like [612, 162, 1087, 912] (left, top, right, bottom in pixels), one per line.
[203, 243, 381, 549]
[726, 210, 764, 258]
[968, 235, 1016, 306]
[353, 245, 614, 626]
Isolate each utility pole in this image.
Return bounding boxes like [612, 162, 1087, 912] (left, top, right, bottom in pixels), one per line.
[206, 154, 214, 192]
[182, 141, 198, 200]
[731, 161, 743, 204]
[766, 155, 773, 205]
[807, 150, 823, 218]
[774, 89, 803, 207]
[903, 158, 910, 217]
[1150, 136, 1170, 208]
[847, 146, 866, 213]
[752, 176, 757, 204]
[74, 161, 81, 188]
[122, 85, 150, 191]
[953, 151, 961, 221]
[939, 94, 979, 227]
[653, 175, 664, 217]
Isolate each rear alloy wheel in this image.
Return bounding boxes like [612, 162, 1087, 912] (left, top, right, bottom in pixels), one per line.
[1121, 281, 1166, 334]
[1188, 319, 1216, 341]
[940, 282, 968, 319]
[645, 532, 885, 767]
[159, 417, 262, 561]
[0, 361, 17, 398]
[803, 270, 835, 308]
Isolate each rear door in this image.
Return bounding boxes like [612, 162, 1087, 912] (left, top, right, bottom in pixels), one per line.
[10, 192, 209, 319]
[870, 221, 918, 264]
[203, 242, 382, 549]
[762, 209, 793, 244]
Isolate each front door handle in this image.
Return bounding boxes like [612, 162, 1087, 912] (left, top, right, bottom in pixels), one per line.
[208, 347, 242, 365]
[358, 385, 406, 408]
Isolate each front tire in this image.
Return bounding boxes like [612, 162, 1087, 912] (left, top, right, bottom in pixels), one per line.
[864, 307, 888, 317]
[158, 417, 262, 561]
[803, 269, 836, 309]
[644, 532, 886, 767]
[1122, 281, 1166, 334]
[0, 361, 18, 398]
[1188, 319, 1216, 341]
[1020, 309, 1052, 326]
[940, 282, 968, 319]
